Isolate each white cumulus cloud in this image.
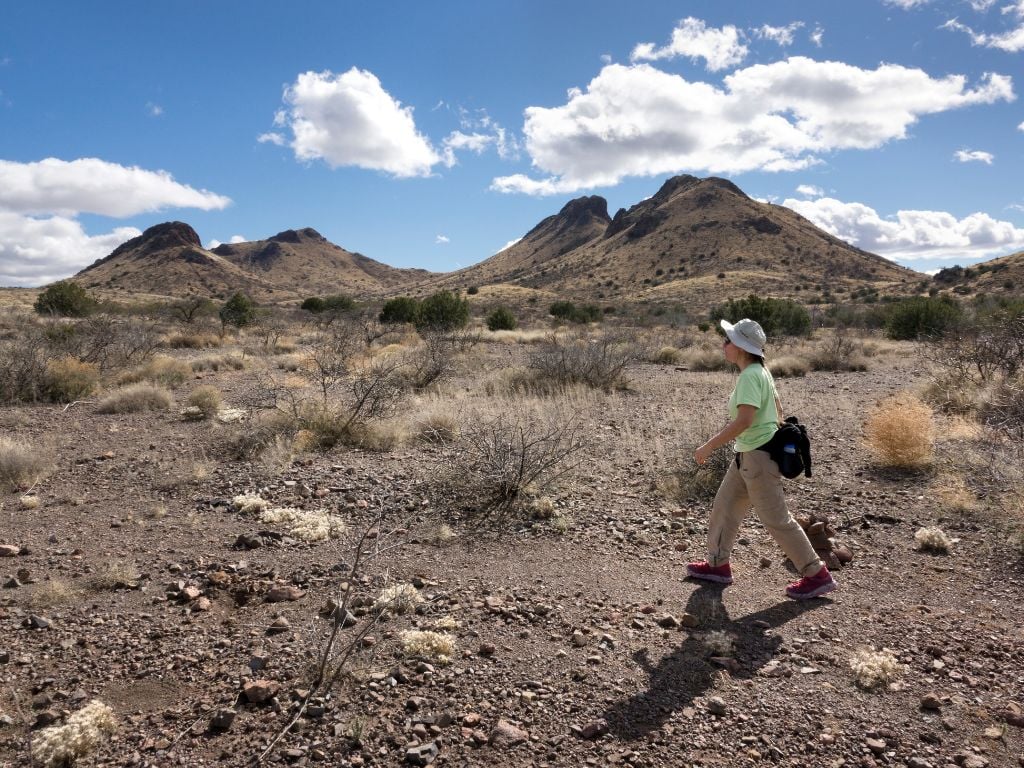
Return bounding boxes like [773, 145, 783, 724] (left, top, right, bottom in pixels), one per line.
[274, 68, 441, 177]
[207, 235, 246, 249]
[0, 212, 140, 286]
[884, 0, 931, 9]
[492, 59, 1014, 195]
[784, 195, 1024, 261]
[955, 148, 994, 163]
[796, 184, 825, 197]
[441, 131, 494, 167]
[943, 3, 1024, 51]
[435, 234, 450, 244]
[257, 132, 286, 146]
[754, 23, 804, 46]
[810, 26, 825, 46]
[631, 17, 749, 71]
[0, 158, 231, 217]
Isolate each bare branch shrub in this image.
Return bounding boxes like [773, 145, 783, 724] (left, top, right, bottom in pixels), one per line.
[44, 357, 100, 402]
[437, 406, 586, 524]
[0, 331, 51, 403]
[658, 417, 733, 502]
[808, 327, 868, 372]
[399, 331, 456, 391]
[527, 331, 642, 391]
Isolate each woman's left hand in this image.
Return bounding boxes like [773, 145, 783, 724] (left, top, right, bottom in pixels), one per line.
[694, 443, 714, 465]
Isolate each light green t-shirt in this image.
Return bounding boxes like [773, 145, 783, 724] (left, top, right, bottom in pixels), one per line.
[728, 363, 779, 452]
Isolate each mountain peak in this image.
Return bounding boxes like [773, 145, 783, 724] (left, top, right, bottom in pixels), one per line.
[557, 195, 611, 225]
[269, 227, 325, 244]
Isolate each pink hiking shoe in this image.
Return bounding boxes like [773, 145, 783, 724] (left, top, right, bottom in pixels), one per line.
[785, 566, 837, 600]
[685, 560, 734, 585]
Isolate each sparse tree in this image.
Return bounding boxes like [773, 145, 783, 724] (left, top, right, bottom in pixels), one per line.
[34, 281, 97, 317]
[219, 292, 256, 333]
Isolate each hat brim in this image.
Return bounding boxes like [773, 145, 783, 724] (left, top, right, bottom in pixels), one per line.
[719, 319, 764, 357]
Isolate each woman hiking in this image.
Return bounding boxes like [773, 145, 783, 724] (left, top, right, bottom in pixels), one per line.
[686, 318, 837, 600]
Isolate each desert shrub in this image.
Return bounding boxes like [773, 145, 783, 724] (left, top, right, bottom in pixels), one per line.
[915, 526, 954, 554]
[34, 281, 97, 317]
[166, 331, 222, 349]
[978, 375, 1024, 440]
[885, 296, 962, 340]
[400, 630, 455, 664]
[96, 383, 173, 414]
[413, 410, 460, 444]
[32, 699, 118, 768]
[415, 291, 469, 332]
[808, 327, 868, 372]
[849, 648, 904, 690]
[190, 354, 245, 372]
[380, 296, 420, 325]
[528, 331, 640, 391]
[680, 345, 732, 372]
[659, 440, 733, 502]
[219, 292, 256, 331]
[0, 436, 53, 490]
[650, 346, 682, 365]
[710, 295, 811, 337]
[439, 407, 586, 523]
[44, 357, 100, 402]
[302, 294, 355, 315]
[0, 332, 50, 402]
[550, 300, 601, 324]
[374, 583, 423, 615]
[400, 333, 456, 391]
[41, 315, 161, 371]
[168, 296, 216, 325]
[232, 493, 269, 514]
[863, 393, 935, 468]
[187, 385, 223, 419]
[769, 355, 809, 378]
[118, 355, 192, 388]
[922, 307, 1024, 385]
[258, 506, 344, 541]
[486, 306, 517, 331]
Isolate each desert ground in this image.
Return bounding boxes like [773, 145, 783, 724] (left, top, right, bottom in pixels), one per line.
[1, 306, 1023, 768]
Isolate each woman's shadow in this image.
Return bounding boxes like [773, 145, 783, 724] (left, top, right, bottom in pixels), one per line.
[604, 583, 827, 740]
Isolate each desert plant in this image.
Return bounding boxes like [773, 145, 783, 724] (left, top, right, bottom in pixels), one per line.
[680, 345, 733, 372]
[31, 699, 118, 768]
[96, 383, 173, 414]
[849, 648, 904, 690]
[44, 357, 100, 402]
[415, 290, 469, 332]
[528, 331, 640, 391]
[914, 526, 954, 554]
[374, 583, 423, 615]
[190, 354, 245, 372]
[400, 332, 456, 391]
[710, 295, 811, 337]
[118, 355, 192, 388]
[651, 346, 682, 365]
[863, 393, 935, 468]
[486, 306, 517, 331]
[885, 295, 962, 340]
[0, 436, 53, 490]
[259, 506, 345, 542]
[379, 296, 420, 325]
[219, 292, 256, 331]
[187, 385, 223, 419]
[168, 295, 216, 325]
[769, 355, 809, 378]
[0, 331, 50, 402]
[400, 630, 455, 664]
[34, 281, 97, 317]
[550, 300, 601, 324]
[808, 327, 868, 372]
[440, 407, 586, 522]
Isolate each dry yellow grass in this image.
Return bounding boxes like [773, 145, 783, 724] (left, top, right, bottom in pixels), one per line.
[863, 392, 935, 468]
[44, 357, 100, 402]
[96, 383, 173, 414]
[930, 473, 980, 514]
[187, 385, 223, 418]
[118, 355, 192, 388]
[0, 436, 53, 490]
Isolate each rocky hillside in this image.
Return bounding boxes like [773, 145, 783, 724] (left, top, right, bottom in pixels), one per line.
[931, 251, 1024, 298]
[437, 176, 919, 306]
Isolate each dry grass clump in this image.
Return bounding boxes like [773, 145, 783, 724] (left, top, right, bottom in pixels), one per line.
[166, 331, 222, 349]
[30, 578, 80, 609]
[807, 329, 868, 372]
[87, 560, 139, 590]
[374, 583, 424, 615]
[96, 383, 173, 414]
[44, 357, 100, 402]
[0, 436, 53, 490]
[863, 393, 935, 468]
[32, 699, 118, 768]
[232, 493, 268, 514]
[190, 354, 245, 372]
[529, 496, 555, 519]
[702, 630, 735, 657]
[20, 493, 41, 509]
[118, 355, 192, 388]
[650, 346, 682, 365]
[914, 526, 955, 554]
[258, 506, 344, 542]
[187, 385, 223, 419]
[413, 410, 460, 444]
[930, 474, 980, 514]
[849, 648, 904, 690]
[769, 355, 809, 378]
[400, 630, 455, 664]
[680, 346, 731, 372]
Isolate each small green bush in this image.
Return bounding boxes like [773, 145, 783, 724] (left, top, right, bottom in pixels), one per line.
[34, 281, 97, 317]
[219, 292, 256, 330]
[549, 301, 601, 324]
[486, 307, 517, 331]
[884, 296, 962, 340]
[415, 291, 469, 332]
[380, 296, 420, 325]
[710, 295, 811, 337]
[302, 295, 355, 314]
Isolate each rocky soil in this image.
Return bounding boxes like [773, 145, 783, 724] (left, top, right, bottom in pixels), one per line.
[1, 344, 1023, 768]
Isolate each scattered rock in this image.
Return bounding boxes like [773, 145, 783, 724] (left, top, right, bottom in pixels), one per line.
[579, 719, 608, 740]
[0, 545, 19, 558]
[680, 613, 699, 628]
[266, 585, 305, 603]
[405, 741, 438, 765]
[243, 679, 280, 704]
[920, 693, 942, 711]
[489, 719, 529, 748]
[706, 697, 728, 716]
[267, 616, 290, 634]
[209, 708, 236, 731]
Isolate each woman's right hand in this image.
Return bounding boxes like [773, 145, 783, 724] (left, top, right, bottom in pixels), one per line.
[694, 442, 714, 465]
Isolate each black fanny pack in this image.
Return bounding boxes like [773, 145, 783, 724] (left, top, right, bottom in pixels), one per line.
[758, 416, 812, 479]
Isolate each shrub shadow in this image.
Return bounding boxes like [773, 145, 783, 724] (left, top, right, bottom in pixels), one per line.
[604, 584, 827, 740]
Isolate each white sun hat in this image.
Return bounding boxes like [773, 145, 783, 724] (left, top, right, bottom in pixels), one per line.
[720, 318, 766, 357]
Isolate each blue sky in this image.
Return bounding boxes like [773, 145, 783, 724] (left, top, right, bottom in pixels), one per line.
[2, 0, 1023, 286]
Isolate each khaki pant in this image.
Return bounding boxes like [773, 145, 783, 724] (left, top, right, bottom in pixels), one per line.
[707, 449, 823, 576]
